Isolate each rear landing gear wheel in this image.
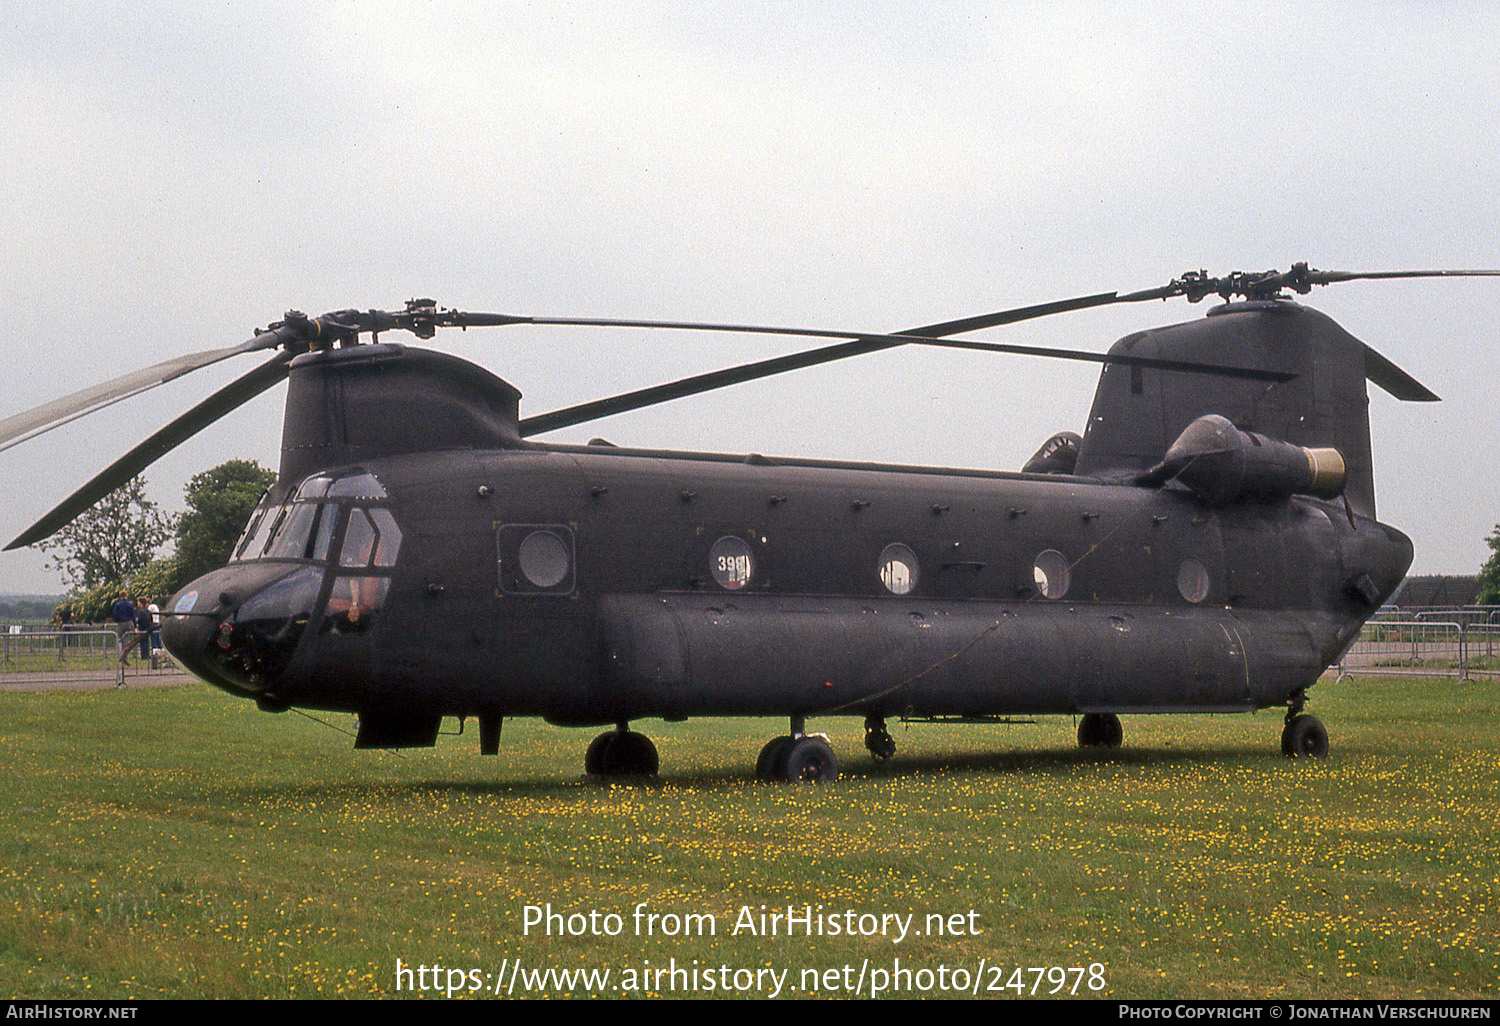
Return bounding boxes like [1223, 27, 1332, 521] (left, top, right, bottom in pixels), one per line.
[585, 727, 659, 776]
[1078, 713, 1122, 749]
[1281, 714, 1328, 758]
[864, 715, 896, 761]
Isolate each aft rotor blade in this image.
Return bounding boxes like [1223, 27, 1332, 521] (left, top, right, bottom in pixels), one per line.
[5, 352, 293, 550]
[518, 294, 1126, 435]
[1362, 343, 1440, 402]
[908, 337, 1294, 382]
[1301, 268, 1500, 287]
[0, 331, 285, 455]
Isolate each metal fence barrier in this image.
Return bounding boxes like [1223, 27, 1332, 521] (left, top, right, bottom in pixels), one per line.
[1336, 619, 1500, 683]
[1464, 623, 1500, 678]
[0, 626, 183, 686]
[1414, 608, 1500, 630]
[1369, 605, 1500, 627]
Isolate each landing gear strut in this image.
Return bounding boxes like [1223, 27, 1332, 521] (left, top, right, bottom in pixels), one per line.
[864, 715, 896, 761]
[756, 715, 839, 783]
[1077, 712, 1123, 749]
[585, 722, 659, 776]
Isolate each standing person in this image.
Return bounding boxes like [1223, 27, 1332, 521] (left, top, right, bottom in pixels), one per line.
[52, 603, 74, 648]
[110, 591, 136, 677]
[52, 603, 73, 627]
[148, 597, 161, 654]
[135, 596, 154, 663]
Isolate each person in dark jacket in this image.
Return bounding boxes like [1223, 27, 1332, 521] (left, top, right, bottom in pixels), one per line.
[111, 591, 135, 668]
[135, 596, 154, 662]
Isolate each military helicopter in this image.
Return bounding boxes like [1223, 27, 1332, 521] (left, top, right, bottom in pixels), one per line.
[4, 263, 1494, 782]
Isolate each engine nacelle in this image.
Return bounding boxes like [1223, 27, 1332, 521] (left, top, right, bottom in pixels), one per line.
[1022, 431, 1082, 475]
[1143, 414, 1346, 505]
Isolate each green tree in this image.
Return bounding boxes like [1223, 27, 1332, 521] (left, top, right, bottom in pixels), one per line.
[69, 581, 125, 624]
[38, 476, 176, 592]
[174, 459, 276, 583]
[1478, 525, 1500, 605]
[130, 556, 184, 603]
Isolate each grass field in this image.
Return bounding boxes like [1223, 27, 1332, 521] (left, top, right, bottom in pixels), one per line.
[1, 677, 1495, 1000]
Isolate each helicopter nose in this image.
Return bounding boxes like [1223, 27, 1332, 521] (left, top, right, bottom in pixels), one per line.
[162, 564, 324, 701]
[161, 612, 239, 691]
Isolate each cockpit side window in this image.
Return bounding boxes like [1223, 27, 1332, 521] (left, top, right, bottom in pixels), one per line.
[340, 509, 377, 567]
[321, 575, 390, 635]
[322, 504, 401, 635]
[368, 509, 402, 568]
[337, 507, 402, 569]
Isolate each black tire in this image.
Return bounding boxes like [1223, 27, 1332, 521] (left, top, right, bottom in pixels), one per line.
[591, 730, 658, 776]
[1078, 713, 1122, 749]
[782, 736, 839, 783]
[755, 736, 795, 781]
[585, 730, 615, 775]
[1281, 714, 1329, 758]
[864, 731, 897, 761]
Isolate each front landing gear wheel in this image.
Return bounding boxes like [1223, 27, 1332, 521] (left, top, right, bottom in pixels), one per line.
[585, 731, 613, 775]
[585, 729, 659, 776]
[1281, 714, 1328, 758]
[1078, 713, 1122, 749]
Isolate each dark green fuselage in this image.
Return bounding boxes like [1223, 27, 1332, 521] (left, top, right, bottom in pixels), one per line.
[161, 301, 1412, 735]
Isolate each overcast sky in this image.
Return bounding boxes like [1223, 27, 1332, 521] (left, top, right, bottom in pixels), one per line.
[2, 1, 1497, 596]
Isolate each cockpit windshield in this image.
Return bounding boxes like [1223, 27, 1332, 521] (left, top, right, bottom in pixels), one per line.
[231, 471, 400, 568]
[233, 504, 279, 561]
[267, 502, 334, 560]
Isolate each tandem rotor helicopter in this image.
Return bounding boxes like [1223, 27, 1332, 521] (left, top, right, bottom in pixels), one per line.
[3, 263, 1495, 782]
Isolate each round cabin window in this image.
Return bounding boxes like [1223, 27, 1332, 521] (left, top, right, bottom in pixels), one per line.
[879, 543, 919, 595]
[518, 530, 571, 588]
[709, 536, 754, 590]
[1177, 558, 1210, 604]
[1033, 549, 1071, 600]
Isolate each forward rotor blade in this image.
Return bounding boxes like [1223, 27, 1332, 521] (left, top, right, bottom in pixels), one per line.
[504, 291, 1122, 343]
[886, 291, 1125, 337]
[0, 332, 281, 454]
[5, 352, 293, 551]
[520, 334, 1287, 436]
[518, 294, 1124, 435]
[520, 336, 892, 436]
